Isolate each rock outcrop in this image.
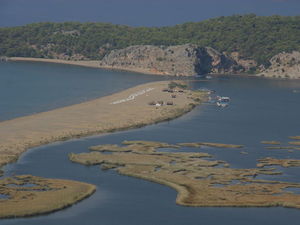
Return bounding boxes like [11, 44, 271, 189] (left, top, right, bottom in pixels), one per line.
[99, 44, 300, 79]
[99, 44, 240, 76]
[205, 47, 237, 74]
[259, 51, 300, 79]
[229, 52, 258, 72]
[100, 44, 201, 76]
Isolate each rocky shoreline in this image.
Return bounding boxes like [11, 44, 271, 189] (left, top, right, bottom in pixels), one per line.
[258, 51, 300, 79]
[8, 44, 300, 79]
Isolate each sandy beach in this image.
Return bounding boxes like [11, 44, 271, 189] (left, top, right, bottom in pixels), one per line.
[8, 57, 169, 76]
[0, 80, 206, 173]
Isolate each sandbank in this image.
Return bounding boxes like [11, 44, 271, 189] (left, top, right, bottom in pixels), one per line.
[0, 81, 207, 173]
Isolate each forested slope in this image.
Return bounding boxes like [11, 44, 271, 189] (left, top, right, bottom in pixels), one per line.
[1, 14, 300, 66]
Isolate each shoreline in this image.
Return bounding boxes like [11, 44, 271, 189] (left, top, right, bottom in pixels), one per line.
[6, 57, 300, 80]
[8, 57, 172, 76]
[0, 81, 207, 175]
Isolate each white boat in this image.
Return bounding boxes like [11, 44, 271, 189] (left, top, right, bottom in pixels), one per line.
[217, 102, 228, 107]
[220, 96, 230, 102]
[217, 96, 230, 102]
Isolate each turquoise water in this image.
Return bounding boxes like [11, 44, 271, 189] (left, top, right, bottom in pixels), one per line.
[1, 63, 300, 224]
[0, 61, 164, 121]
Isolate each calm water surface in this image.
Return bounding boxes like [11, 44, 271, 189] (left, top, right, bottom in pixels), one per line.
[0, 61, 164, 121]
[1, 63, 300, 225]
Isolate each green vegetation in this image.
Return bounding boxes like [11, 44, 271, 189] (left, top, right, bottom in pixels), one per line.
[168, 82, 188, 90]
[1, 14, 300, 65]
[168, 81, 188, 89]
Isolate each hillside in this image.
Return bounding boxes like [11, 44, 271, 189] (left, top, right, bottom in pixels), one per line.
[1, 14, 300, 65]
[99, 44, 241, 76]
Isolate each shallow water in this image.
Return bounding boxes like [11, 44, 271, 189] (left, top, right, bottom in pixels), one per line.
[0, 194, 9, 200]
[0, 61, 164, 121]
[1, 64, 300, 224]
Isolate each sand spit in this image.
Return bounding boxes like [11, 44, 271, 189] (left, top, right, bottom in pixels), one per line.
[0, 175, 96, 218]
[0, 81, 207, 174]
[70, 140, 300, 209]
[8, 57, 172, 76]
[8, 57, 101, 69]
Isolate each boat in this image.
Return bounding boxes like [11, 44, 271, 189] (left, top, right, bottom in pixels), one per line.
[217, 102, 228, 107]
[216, 95, 230, 107]
[216, 96, 230, 102]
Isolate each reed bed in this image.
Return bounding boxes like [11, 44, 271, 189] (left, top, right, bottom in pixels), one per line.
[0, 175, 95, 218]
[69, 140, 300, 209]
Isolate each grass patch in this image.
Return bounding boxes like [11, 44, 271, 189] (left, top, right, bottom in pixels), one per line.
[168, 81, 188, 90]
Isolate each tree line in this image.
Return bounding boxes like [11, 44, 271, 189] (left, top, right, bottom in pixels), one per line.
[0, 14, 299, 66]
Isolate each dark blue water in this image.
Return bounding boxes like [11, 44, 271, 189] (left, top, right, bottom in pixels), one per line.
[0, 61, 164, 121]
[1, 65, 300, 224]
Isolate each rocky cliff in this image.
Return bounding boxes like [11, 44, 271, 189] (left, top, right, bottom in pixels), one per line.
[100, 44, 200, 76]
[99, 44, 300, 78]
[99, 44, 244, 76]
[259, 51, 300, 79]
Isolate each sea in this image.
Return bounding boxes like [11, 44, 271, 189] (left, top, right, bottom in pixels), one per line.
[1, 61, 300, 225]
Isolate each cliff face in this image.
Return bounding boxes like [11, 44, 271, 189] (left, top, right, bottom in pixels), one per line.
[99, 44, 300, 78]
[204, 47, 237, 74]
[259, 51, 300, 79]
[100, 44, 200, 76]
[99, 44, 243, 76]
